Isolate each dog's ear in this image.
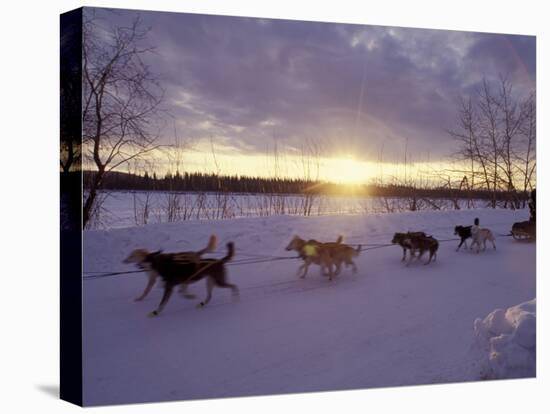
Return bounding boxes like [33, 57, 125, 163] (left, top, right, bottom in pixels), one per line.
[149, 250, 163, 256]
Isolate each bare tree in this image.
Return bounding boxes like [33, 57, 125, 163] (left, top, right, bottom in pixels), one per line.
[477, 79, 502, 207]
[298, 138, 322, 216]
[516, 92, 536, 204]
[82, 12, 164, 228]
[448, 77, 535, 208]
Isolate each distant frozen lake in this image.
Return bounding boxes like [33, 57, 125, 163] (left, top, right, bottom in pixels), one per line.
[88, 190, 491, 229]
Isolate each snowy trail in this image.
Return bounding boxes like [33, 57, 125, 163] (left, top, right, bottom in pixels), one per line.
[82, 208, 535, 406]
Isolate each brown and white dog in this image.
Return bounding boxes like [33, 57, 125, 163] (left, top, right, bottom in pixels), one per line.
[125, 235, 217, 302]
[285, 235, 360, 280]
[328, 238, 361, 275]
[124, 241, 237, 317]
[285, 235, 335, 280]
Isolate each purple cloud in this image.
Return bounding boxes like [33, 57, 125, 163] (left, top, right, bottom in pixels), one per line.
[87, 8, 536, 163]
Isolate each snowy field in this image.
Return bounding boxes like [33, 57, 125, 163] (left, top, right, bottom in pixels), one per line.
[82, 207, 535, 406]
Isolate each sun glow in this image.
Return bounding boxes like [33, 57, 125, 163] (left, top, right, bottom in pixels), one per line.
[321, 156, 374, 184]
[120, 145, 457, 188]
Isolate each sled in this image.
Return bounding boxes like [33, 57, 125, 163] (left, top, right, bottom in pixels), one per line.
[511, 220, 536, 241]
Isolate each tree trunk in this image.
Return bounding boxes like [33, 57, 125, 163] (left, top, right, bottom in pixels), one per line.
[83, 167, 105, 229]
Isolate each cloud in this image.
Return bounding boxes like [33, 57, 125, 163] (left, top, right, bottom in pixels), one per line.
[89, 8, 536, 164]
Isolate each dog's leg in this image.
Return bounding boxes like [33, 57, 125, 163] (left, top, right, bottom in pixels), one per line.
[425, 251, 433, 265]
[215, 278, 239, 299]
[406, 251, 415, 267]
[135, 272, 156, 302]
[327, 262, 334, 281]
[401, 247, 406, 261]
[300, 262, 310, 279]
[179, 284, 196, 299]
[197, 277, 214, 308]
[297, 263, 307, 278]
[492, 239, 496, 250]
[349, 259, 358, 274]
[149, 286, 174, 317]
[456, 239, 464, 252]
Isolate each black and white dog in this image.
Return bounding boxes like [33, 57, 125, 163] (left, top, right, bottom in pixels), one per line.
[454, 225, 472, 251]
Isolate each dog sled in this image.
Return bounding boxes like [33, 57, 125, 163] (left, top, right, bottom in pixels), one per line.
[511, 220, 536, 241]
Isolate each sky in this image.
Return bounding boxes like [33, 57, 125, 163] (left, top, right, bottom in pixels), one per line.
[87, 7, 536, 184]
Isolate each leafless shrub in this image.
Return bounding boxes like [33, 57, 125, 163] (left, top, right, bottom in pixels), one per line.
[448, 76, 535, 208]
[82, 12, 165, 228]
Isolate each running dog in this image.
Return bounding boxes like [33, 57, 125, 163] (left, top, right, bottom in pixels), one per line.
[402, 234, 439, 265]
[454, 225, 472, 251]
[391, 232, 427, 261]
[285, 235, 340, 280]
[331, 240, 362, 275]
[125, 234, 217, 302]
[470, 227, 496, 253]
[124, 242, 237, 316]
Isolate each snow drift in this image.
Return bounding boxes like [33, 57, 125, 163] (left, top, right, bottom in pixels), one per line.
[474, 299, 536, 379]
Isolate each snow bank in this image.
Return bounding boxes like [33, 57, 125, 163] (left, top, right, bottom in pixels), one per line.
[474, 299, 536, 379]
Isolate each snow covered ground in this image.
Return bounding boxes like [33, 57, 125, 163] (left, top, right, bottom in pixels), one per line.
[475, 299, 536, 379]
[82, 207, 536, 406]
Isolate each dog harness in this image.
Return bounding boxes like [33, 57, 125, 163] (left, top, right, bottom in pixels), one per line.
[302, 244, 318, 257]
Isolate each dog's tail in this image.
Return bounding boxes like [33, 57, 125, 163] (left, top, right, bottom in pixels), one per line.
[197, 234, 217, 255]
[336, 235, 343, 244]
[355, 244, 361, 255]
[221, 242, 235, 263]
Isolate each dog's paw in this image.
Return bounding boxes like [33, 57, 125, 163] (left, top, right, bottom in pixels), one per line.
[148, 310, 159, 317]
[134, 297, 145, 302]
[183, 294, 196, 299]
[196, 302, 205, 309]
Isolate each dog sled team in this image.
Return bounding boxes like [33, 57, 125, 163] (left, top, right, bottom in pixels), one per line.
[123, 216, 505, 317]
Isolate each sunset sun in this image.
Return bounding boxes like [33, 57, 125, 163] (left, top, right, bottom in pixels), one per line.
[323, 156, 373, 184]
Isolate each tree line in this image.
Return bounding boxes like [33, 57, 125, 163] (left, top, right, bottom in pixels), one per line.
[84, 170, 530, 202]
